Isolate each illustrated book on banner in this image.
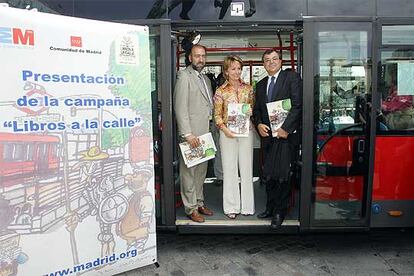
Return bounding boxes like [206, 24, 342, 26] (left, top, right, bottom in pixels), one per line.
[266, 99, 291, 137]
[227, 103, 250, 137]
[179, 132, 216, 168]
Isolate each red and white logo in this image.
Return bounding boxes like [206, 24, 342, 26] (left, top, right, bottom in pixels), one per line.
[70, 36, 82, 47]
[0, 27, 34, 46]
[15, 82, 52, 115]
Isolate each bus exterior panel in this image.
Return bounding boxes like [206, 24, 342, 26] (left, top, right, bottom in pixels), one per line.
[370, 136, 414, 228]
[316, 135, 365, 201]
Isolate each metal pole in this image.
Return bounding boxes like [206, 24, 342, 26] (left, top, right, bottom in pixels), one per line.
[62, 130, 80, 266]
[290, 31, 296, 71]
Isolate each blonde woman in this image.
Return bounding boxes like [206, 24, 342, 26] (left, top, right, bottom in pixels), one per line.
[213, 55, 255, 219]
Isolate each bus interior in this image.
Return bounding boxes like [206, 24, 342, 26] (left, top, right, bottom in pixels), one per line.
[171, 24, 303, 231]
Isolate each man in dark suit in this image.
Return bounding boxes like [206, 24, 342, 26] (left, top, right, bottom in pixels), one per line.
[253, 49, 302, 229]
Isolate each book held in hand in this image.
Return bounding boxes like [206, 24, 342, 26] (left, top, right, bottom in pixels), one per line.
[266, 99, 291, 137]
[179, 132, 217, 168]
[227, 103, 250, 137]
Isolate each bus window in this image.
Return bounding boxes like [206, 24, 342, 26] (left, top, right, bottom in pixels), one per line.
[379, 49, 414, 131]
[382, 25, 414, 45]
[3, 143, 14, 162]
[50, 144, 58, 158]
[27, 144, 34, 161]
[14, 144, 26, 162]
[3, 143, 28, 162]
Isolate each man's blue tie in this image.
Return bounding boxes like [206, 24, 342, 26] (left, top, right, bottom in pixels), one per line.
[267, 76, 275, 102]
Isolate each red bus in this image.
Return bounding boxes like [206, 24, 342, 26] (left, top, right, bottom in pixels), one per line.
[156, 18, 414, 233]
[0, 133, 60, 187]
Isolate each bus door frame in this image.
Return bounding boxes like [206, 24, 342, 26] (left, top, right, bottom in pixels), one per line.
[116, 19, 176, 227]
[300, 17, 379, 231]
[168, 22, 305, 233]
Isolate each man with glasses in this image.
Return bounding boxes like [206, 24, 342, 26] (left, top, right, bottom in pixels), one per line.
[253, 49, 302, 229]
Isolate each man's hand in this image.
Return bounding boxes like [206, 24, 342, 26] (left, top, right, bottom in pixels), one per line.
[186, 134, 201, 148]
[276, 128, 289, 139]
[257, 123, 270, 137]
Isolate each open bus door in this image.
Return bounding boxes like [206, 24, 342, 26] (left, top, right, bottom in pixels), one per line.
[301, 18, 376, 231]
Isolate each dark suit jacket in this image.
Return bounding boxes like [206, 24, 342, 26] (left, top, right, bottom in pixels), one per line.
[253, 70, 303, 146]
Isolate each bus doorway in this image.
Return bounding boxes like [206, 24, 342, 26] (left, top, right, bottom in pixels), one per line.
[171, 23, 303, 233]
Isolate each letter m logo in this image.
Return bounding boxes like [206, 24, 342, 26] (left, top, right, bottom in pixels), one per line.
[13, 28, 34, 45]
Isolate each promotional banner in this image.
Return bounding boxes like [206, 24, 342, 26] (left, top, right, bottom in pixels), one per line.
[0, 7, 156, 276]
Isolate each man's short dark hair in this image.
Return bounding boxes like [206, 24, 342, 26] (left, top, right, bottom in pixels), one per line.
[262, 49, 282, 62]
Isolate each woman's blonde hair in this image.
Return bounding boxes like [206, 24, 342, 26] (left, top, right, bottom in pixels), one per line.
[223, 55, 243, 80]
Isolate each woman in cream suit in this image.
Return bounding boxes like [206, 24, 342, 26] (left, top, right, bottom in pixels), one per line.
[213, 55, 255, 219]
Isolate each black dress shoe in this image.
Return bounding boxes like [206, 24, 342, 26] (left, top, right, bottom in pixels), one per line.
[257, 210, 272, 219]
[270, 214, 285, 230]
[214, 0, 222, 8]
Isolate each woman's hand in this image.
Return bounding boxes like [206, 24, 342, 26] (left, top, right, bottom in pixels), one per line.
[221, 127, 235, 138]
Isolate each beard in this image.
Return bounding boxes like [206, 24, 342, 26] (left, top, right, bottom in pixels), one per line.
[192, 62, 205, 72]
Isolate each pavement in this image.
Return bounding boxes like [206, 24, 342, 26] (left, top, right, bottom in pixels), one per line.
[117, 228, 414, 276]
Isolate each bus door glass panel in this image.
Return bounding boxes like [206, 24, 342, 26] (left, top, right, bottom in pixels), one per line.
[375, 25, 414, 203]
[312, 22, 372, 226]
